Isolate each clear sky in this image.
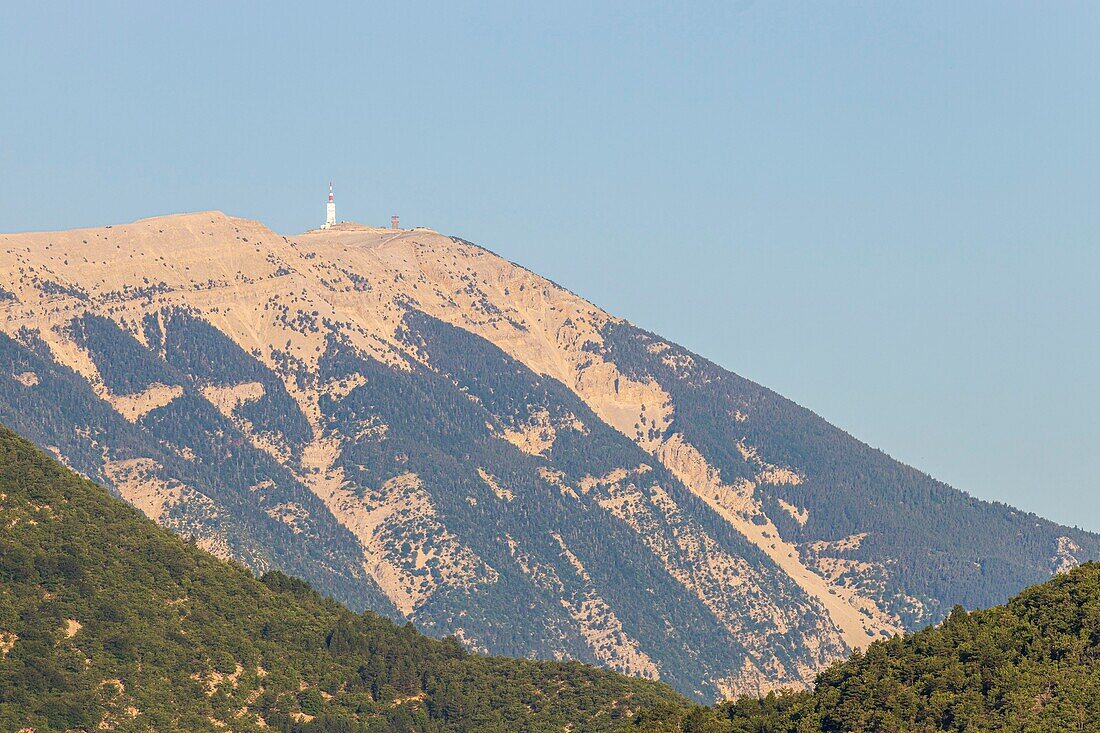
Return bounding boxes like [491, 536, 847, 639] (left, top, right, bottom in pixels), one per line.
[2, 2, 1098, 530]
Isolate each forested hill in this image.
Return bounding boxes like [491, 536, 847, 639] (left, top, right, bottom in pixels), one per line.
[0, 425, 688, 732]
[631, 563, 1100, 732]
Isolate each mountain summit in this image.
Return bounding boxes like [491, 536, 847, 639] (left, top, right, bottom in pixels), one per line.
[1, 212, 1094, 700]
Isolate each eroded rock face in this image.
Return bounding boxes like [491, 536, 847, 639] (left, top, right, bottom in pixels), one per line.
[1, 211, 1096, 701]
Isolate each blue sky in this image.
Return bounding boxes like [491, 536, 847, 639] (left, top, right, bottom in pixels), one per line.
[2, 2, 1098, 529]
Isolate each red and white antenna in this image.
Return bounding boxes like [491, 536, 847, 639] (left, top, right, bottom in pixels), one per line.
[324, 181, 336, 228]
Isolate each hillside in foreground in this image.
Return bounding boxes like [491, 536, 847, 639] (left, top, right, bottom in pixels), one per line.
[631, 564, 1100, 732]
[0, 425, 687, 732]
[2, 211, 1097, 698]
[5, 414, 1100, 732]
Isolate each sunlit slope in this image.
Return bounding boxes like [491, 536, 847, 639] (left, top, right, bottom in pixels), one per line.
[1, 212, 1095, 700]
[0, 425, 686, 731]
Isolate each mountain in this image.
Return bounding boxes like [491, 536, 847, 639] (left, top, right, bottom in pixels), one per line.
[636, 563, 1100, 732]
[0, 424, 687, 731]
[1, 211, 1096, 700]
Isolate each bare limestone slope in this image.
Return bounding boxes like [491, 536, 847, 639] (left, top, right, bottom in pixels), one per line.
[1, 212, 1095, 701]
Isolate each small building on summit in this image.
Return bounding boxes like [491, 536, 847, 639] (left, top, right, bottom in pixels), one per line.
[320, 183, 399, 230]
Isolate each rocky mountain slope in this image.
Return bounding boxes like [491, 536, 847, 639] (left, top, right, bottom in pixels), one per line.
[1, 211, 1095, 700]
[0, 424, 686, 732]
[654, 563, 1100, 732]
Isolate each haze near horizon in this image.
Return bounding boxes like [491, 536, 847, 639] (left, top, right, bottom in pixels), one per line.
[1, 1, 1097, 529]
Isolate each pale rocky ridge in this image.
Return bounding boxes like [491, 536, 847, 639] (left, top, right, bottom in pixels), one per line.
[0, 211, 1095, 701]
